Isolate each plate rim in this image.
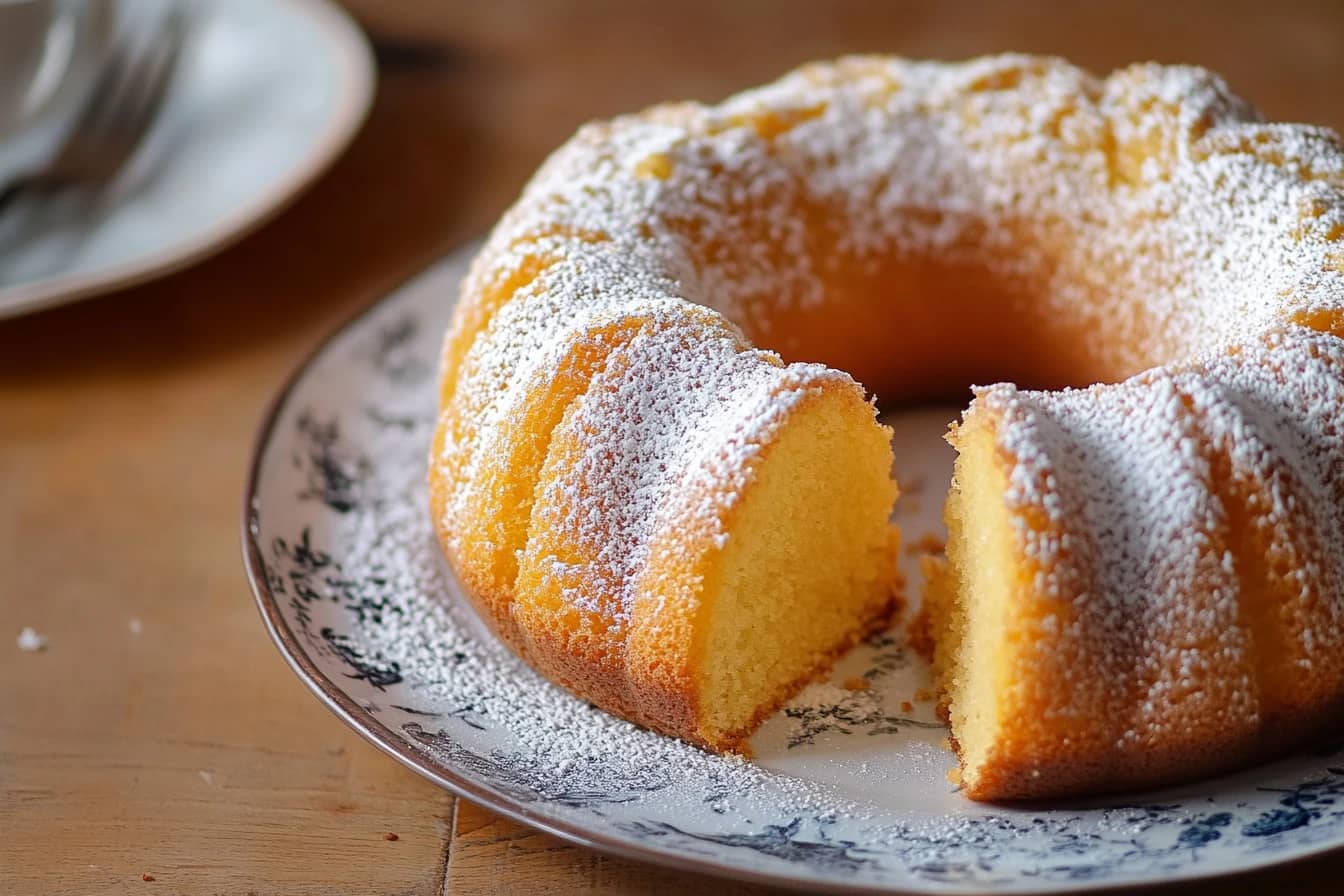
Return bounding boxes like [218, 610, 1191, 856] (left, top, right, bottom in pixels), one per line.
[0, 0, 377, 321]
[241, 240, 1344, 895]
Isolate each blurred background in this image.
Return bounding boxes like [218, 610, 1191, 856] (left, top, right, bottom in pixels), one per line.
[5, 1, 1344, 894]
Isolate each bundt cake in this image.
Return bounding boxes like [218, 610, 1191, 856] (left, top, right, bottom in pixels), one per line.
[430, 53, 1344, 797]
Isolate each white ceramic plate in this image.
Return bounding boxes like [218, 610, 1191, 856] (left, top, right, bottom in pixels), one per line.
[244, 241, 1344, 894]
[0, 0, 374, 319]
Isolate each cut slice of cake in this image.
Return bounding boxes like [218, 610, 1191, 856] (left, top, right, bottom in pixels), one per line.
[511, 320, 900, 750]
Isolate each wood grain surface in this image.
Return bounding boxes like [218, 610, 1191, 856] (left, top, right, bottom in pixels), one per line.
[6, 1, 1344, 893]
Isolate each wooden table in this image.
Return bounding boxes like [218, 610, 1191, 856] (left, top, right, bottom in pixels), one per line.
[6, 1, 1344, 892]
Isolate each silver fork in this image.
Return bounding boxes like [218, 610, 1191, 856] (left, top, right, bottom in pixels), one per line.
[0, 6, 189, 218]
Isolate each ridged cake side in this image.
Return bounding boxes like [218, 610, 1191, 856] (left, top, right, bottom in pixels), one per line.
[936, 327, 1344, 800]
[431, 245, 740, 649]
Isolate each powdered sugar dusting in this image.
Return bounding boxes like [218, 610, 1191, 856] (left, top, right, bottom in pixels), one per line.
[476, 55, 1344, 381]
[436, 244, 705, 556]
[975, 327, 1344, 757]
